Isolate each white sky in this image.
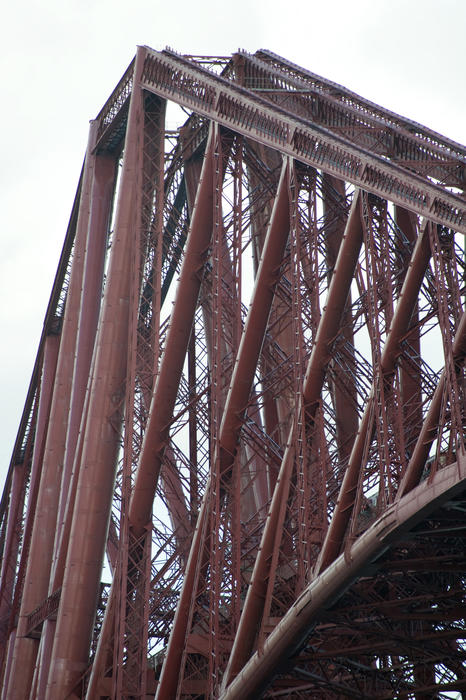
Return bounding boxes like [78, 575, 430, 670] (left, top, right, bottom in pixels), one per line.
[1, 0, 465, 491]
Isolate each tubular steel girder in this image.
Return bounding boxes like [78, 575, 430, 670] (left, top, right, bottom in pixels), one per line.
[1, 46, 466, 700]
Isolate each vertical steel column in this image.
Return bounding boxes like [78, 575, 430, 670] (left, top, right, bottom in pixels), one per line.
[246, 144, 285, 451]
[188, 330, 198, 522]
[85, 93, 166, 698]
[6, 134, 96, 700]
[0, 458, 30, 688]
[0, 469, 23, 637]
[0, 334, 59, 697]
[394, 206, 423, 457]
[128, 125, 216, 535]
[218, 159, 290, 467]
[114, 92, 166, 699]
[208, 124, 224, 697]
[0, 390, 41, 639]
[0, 394, 37, 645]
[52, 134, 116, 579]
[322, 173, 358, 461]
[34, 127, 117, 700]
[147, 128, 215, 698]
[45, 46, 147, 700]
[23, 337, 61, 532]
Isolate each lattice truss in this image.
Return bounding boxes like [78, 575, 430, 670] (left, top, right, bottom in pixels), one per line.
[0, 47, 466, 699]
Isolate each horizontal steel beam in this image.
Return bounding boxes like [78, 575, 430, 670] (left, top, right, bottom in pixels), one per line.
[25, 589, 61, 639]
[254, 50, 466, 164]
[239, 52, 465, 188]
[139, 48, 466, 233]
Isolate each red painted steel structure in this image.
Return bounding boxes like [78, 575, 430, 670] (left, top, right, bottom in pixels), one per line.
[1, 46, 466, 698]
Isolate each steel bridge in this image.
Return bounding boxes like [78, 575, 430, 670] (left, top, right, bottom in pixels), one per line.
[1, 46, 466, 698]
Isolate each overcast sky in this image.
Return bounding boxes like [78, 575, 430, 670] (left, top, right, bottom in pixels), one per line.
[1, 0, 465, 491]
